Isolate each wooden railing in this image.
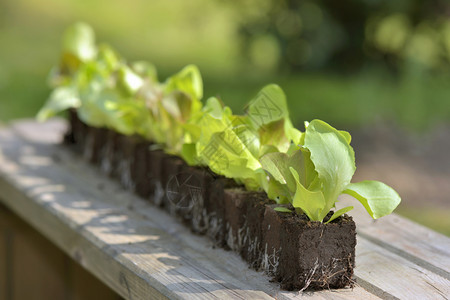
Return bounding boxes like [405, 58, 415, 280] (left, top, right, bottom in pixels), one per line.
[0, 119, 449, 300]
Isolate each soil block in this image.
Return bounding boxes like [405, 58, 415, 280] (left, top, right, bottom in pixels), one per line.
[82, 126, 108, 164]
[99, 129, 120, 177]
[241, 194, 274, 269]
[206, 177, 239, 248]
[115, 135, 145, 191]
[261, 205, 284, 276]
[173, 166, 214, 233]
[133, 141, 152, 198]
[145, 149, 165, 206]
[271, 210, 356, 291]
[64, 109, 77, 145]
[223, 189, 273, 263]
[66, 110, 88, 152]
[162, 155, 187, 215]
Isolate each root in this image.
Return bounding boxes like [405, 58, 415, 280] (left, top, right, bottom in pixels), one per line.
[118, 158, 134, 191]
[190, 196, 208, 233]
[206, 212, 225, 246]
[226, 220, 249, 251]
[300, 258, 320, 292]
[152, 180, 164, 205]
[300, 256, 352, 291]
[261, 243, 281, 275]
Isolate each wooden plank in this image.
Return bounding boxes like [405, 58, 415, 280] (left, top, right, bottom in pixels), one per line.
[3, 119, 445, 299]
[354, 238, 450, 300]
[276, 288, 382, 300]
[338, 195, 450, 279]
[0, 126, 176, 300]
[0, 203, 123, 300]
[11, 213, 69, 300]
[0, 121, 290, 299]
[0, 121, 273, 299]
[0, 205, 10, 300]
[71, 259, 124, 300]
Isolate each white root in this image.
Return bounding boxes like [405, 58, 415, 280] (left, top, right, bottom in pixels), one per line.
[261, 243, 281, 275]
[299, 256, 351, 291]
[152, 180, 164, 205]
[226, 220, 249, 251]
[119, 158, 134, 191]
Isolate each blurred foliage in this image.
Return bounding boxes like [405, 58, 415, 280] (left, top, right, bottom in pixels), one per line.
[234, 0, 450, 73]
[0, 0, 449, 131]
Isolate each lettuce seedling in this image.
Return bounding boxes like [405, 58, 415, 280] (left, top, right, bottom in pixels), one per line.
[134, 64, 204, 153]
[180, 84, 301, 191]
[38, 40, 149, 136]
[38, 22, 203, 144]
[37, 22, 97, 121]
[38, 22, 401, 223]
[180, 96, 266, 190]
[261, 119, 401, 223]
[246, 84, 302, 153]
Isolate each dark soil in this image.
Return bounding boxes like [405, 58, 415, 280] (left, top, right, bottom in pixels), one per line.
[177, 166, 214, 233]
[98, 130, 120, 177]
[133, 141, 152, 198]
[161, 155, 186, 213]
[116, 134, 143, 190]
[206, 177, 239, 248]
[145, 149, 165, 206]
[84, 127, 108, 164]
[261, 205, 284, 275]
[275, 212, 356, 290]
[240, 193, 274, 269]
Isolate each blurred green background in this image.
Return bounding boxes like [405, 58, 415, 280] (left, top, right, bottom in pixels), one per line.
[0, 0, 449, 235]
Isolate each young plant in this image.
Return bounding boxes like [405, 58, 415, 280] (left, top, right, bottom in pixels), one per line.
[37, 22, 150, 136]
[261, 120, 401, 223]
[180, 84, 301, 191]
[38, 22, 204, 151]
[140, 64, 204, 154]
[38, 22, 401, 223]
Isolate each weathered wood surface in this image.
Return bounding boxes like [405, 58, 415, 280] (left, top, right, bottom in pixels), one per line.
[0, 204, 122, 300]
[0, 119, 449, 300]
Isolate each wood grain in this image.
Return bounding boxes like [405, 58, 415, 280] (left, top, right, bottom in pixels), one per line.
[0, 119, 448, 299]
[338, 195, 450, 279]
[355, 238, 449, 300]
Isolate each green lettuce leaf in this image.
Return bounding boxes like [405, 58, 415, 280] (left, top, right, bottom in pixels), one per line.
[62, 22, 96, 62]
[117, 65, 144, 96]
[303, 119, 356, 220]
[274, 207, 292, 213]
[37, 86, 80, 121]
[290, 167, 326, 221]
[164, 64, 203, 100]
[325, 206, 354, 224]
[247, 84, 288, 128]
[247, 84, 300, 152]
[343, 180, 401, 219]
